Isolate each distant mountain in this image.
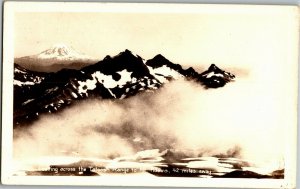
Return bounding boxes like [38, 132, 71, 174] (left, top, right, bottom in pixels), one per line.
[14, 50, 235, 126]
[14, 44, 98, 72]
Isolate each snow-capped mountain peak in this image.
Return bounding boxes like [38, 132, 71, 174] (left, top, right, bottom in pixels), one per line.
[41, 44, 74, 56]
[36, 44, 92, 60]
[15, 44, 98, 72]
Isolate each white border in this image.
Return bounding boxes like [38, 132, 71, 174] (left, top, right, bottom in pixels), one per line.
[2, 2, 298, 188]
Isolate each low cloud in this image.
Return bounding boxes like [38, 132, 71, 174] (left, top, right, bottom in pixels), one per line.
[14, 77, 285, 170]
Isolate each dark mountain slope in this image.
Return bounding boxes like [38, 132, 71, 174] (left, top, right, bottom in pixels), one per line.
[14, 50, 235, 126]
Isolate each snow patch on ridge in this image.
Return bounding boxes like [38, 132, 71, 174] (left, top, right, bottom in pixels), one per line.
[148, 65, 183, 83]
[116, 70, 133, 86]
[77, 70, 133, 95]
[15, 68, 27, 74]
[14, 80, 35, 86]
[204, 72, 224, 79]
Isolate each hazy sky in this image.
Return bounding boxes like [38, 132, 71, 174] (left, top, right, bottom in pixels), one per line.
[14, 6, 297, 71]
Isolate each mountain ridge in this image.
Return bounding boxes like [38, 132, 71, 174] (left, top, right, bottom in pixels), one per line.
[14, 49, 235, 126]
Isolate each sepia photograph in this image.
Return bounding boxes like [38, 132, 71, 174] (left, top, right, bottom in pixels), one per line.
[1, 2, 298, 188]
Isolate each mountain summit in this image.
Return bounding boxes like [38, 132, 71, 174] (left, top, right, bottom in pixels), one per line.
[14, 44, 97, 72]
[199, 64, 235, 88]
[36, 44, 92, 60]
[83, 49, 151, 79]
[14, 50, 235, 126]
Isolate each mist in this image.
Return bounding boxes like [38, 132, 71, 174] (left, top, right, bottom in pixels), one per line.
[13, 73, 285, 170]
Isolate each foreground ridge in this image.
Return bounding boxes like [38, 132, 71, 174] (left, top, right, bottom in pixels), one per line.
[13, 50, 235, 126]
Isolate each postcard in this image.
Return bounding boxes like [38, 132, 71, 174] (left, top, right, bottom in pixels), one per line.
[1, 2, 298, 188]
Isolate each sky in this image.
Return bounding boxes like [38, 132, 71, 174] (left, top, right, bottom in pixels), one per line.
[11, 5, 299, 118]
[13, 6, 298, 71]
